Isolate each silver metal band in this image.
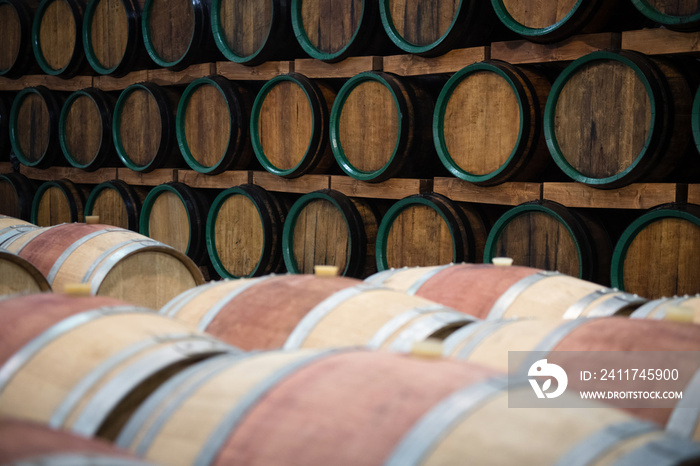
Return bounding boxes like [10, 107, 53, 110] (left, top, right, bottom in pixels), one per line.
[46, 229, 120, 285]
[666, 367, 700, 439]
[612, 436, 700, 466]
[388, 311, 475, 353]
[630, 297, 691, 320]
[441, 322, 489, 356]
[197, 276, 275, 331]
[486, 271, 560, 320]
[455, 321, 517, 360]
[364, 268, 401, 286]
[3, 227, 46, 252]
[0, 225, 35, 246]
[10, 454, 157, 466]
[159, 281, 225, 317]
[88, 240, 164, 294]
[366, 305, 445, 349]
[405, 264, 454, 295]
[514, 319, 591, 374]
[81, 238, 148, 284]
[283, 284, 378, 350]
[563, 288, 613, 319]
[587, 292, 646, 318]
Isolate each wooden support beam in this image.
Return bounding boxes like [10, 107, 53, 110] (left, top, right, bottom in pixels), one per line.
[433, 178, 542, 205]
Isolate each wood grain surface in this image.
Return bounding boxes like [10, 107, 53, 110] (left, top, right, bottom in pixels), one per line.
[15, 93, 50, 162]
[0, 3, 21, 72]
[183, 83, 231, 167]
[386, 0, 459, 46]
[34, 186, 73, 226]
[213, 194, 265, 277]
[501, 0, 579, 29]
[300, 0, 363, 54]
[147, 190, 190, 254]
[386, 204, 455, 267]
[89, 0, 128, 70]
[644, 0, 700, 15]
[0, 179, 20, 218]
[147, 0, 194, 63]
[292, 198, 349, 273]
[0, 251, 50, 295]
[63, 94, 102, 164]
[38, 0, 77, 71]
[218, 0, 271, 57]
[118, 88, 162, 166]
[90, 186, 130, 229]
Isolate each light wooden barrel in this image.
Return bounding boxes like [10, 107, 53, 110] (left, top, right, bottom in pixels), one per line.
[631, 295, 700, 323]
[0, 173, 36, 220]
[631, 0, 700, 31]
[3, 223, 204, 308]
[0, 249, 50, 295]
[211, 0, 300, 65]
[115, 349, 700, 466]
[612, 203, 700, 299]
[379, 0, 496, 56]
[31, 179, 86, 226]
[9, 86, 66, 168]
[139, 182, 209, 264]
[59, 87, 116, 170]
[251, 73, 336, 177]
[85, 180, 145, 231]
[366, 263, 647, 320]
[0, 293, 235, 440]
[442, 316, 700, 437]
[329, 72, 439, 182]
[160, 275, 475, 351]
[376, 193, 487, 270]
[113, 82, 180, 172]
[545, 51, 695, 188]
[282, 189, 378, 278]
[82, 0, 147, 76]
[434, 60, 552, 185]
[206, 184, 287, 278]
[484, 200, 613, 284]
[0, 215, 37, 247]
[0, 0, 37, 78]
[0, 419, 155, 465]
[176, 76, 254, 174]
[32, 0, 87, 77]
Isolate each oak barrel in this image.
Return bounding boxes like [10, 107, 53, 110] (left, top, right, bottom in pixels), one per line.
[632, 295, 700, 323]
[140, 182, 208, 264]
[612, 203, 700, 299]
[32, 0, 87, 77]
[0, 173, 36, 220]
[85, 179, 145, 231]
[484, 200, 613, 283]
[176, 76, 253, 174]
[330, 72, 439, 182]
[376, 193, 487, 270]
[2, 223, 204, 308]
[206, 184, 287, 278]
[0, 93, 10, 159]
[0, 249, 51, 295]
[631, 0, 700, 31]
[115, 348, 700, 465]
[31, 179, 86, 226]
[160, 275, 474, 351]
[545, 50, 695, 188]
[434, 60, 552, 185]
[0, 0, 37, 78]
[9, 86, 66, 168]
[113, 82, 181, 172]
[251, 73, 336, 178]
[59, 87, 116, 170]
[283, 189, 378, 278]
[82, 0, 147, 76]
[0, 215, 37, 247]
[0, 293, 235, 439]
[366, 263, 647, 320]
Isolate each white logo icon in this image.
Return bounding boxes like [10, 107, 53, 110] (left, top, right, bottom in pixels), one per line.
[528, 359, 568, 399]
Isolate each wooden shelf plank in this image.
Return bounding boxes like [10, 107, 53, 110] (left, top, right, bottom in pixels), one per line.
[19, 166, 118, 183]
[330, 176, 431, 199]
[117, 168, 177, 186]
[0, 162, 13, 174]
[491, 32, 620, 64]
[543, 182, 682, 209]
[688, 185, 700, 205]
[0, 75, 93, 91]
[147, 63, 216, 86]
[434, 178, 541, 205]
[94, 70, 150, 91]
[383, 47, 489, 76]
[622, 28, 700, 56]
[253, 171, 330, 193]
[294, 56, 382, 79]
[177, 170, 252, 189]
[216, 61, 294, 81]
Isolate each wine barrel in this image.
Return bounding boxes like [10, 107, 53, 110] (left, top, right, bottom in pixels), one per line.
[115, 348, 700, 465]
[139, 182, 208, 264]
[0, 419, 154, 465]
[376, 193, 487, 271]
[330, 72, 438, 182]
[545, 50, 695, 188]
[632, 295, 700, 323]
[31, 179, 86, 226]
[612, 203, 700, 299]
[484, 200, 612, 283]
[0, 0, 37, 78]
[366, 263, 647, 320]
[434, 60, 551, 185]
[160, 275, 474, 351]
[0, 249, 50, 295]
[82, 0, 147, 76]
[9, 86, 66, 168]
[0, 173, 36, 220]
[251, 73, 336, 177]
[2, 223, 204, 308]
[211, 0, 299, 65]
[0, 93, 11, 159]
[631, 0, 700, 31]
[0, 215, 36, 247]
[379, 0, 496, 56]
[176, 76, 253, 174]
[84, 180, 145, 231]
[282, 189, 378, 278]
[490, 0, 618, 43]
[206, 184, 287, 278]
[59, 87, 116, 170]
[0, 293, 235, 439]
[113, 82, 180, 172]
[692, 85, 700, 155]
[32, 0, 87, 77]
